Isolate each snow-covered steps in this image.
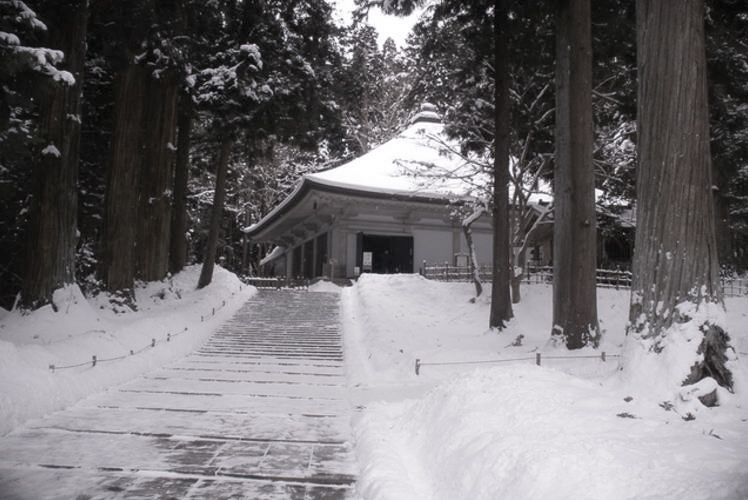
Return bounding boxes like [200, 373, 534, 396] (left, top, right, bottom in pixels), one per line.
[0, 290, 357, 499]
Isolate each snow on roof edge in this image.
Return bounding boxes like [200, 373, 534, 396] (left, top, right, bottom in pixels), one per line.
[243, 178, 305, 235]
[304, 172, 470, 202]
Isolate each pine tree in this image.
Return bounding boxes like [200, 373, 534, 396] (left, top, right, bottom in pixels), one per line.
[551, 0, 599, 348]
[0, 0, 77, 308]
[705, 0, 748, 272]
[195, 0, 343, 288]
[20, 0, 88, 311]
[490, 0, 513, 328]
[337, 23, 411, 155]
[625, 0, 734, 401]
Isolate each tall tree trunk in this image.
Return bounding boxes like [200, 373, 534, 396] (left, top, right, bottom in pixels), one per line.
[102, 63, 147, 299]
[711, 160, 732, 270]
[552, 0, 599, 349]
[135, 77, 178, 282]
[170, 97, 192, 275]
[489, 0, 513, 329]
[463, 205, 486, 299]
[198, 138, 233, 289]
[627, 0, 733, 395]
[20, 0, 88, 310]
[511, 247, 526, 304]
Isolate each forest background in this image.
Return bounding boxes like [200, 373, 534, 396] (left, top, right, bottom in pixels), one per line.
[0, 0, 746, 313]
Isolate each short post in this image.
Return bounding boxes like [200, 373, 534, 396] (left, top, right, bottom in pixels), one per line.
[49, 364, 55, 372]
[536, 352, 541, 366]
[601, 351, 606, 362]
[92, 355, 97, 367]
[167, 333, 171, 342]
[151, 338, 156, 348]
[415, 358, 421, 376]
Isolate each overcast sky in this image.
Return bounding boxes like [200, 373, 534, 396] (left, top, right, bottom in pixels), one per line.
[332, 0, 424, 48]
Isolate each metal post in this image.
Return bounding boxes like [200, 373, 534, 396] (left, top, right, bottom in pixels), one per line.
[536, 352, 541, 366]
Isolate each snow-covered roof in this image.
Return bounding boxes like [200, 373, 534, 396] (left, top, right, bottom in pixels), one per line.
[259, 245, 285, 266]
[306, 119, 480, 199]
[245, 109, 483, 238]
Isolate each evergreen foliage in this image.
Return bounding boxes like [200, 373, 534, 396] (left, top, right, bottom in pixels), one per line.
[0, 0, 745, 313]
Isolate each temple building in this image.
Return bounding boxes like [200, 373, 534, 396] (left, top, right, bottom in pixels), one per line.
[244, 105, 510, 280]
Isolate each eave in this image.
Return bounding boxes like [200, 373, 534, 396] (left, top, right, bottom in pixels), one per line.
[244, 176, 474, 243]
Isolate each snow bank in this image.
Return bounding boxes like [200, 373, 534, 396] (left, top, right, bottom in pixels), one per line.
[358, 364, 748, 500]
[619, 299, 745, 409]
[0, 265, 255, 436]
[343, 274, 748, 500]
[308, 279, 345, 293]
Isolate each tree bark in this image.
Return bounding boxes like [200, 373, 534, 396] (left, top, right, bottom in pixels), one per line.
[463, 205, 486, 299]
[135, 76, 178, 282]
[489, 0, 514, 329]
[102, 63, 148, 299]
[627, 0, 733, 393]
[170, 97, 192, 275]
[20, 0, 88, 310]
[552, 0, 599, 349]
[197, 138, 234, 289]
[511, 247, 525, 304]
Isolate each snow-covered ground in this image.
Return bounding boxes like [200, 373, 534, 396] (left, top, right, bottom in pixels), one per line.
[1, 269, 746, 499]
[0, 265, 255, 436]
[342, 274, 748, 500]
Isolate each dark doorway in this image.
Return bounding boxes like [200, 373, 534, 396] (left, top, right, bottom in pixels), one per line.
[303, 240, 314, 278]
[315, 233, 327, 277]
[359, 234, 413, 274]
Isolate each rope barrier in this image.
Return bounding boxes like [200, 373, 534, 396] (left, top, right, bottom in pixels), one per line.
[414, 348, 748, 375]
[48, 297, 231, 372]
[415, 351, 621, 375]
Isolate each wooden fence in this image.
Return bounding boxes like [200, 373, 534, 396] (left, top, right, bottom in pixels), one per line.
[421, 264, 748, 297]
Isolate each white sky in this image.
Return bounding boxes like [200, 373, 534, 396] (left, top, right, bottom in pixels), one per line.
[332, 0, 424, 48]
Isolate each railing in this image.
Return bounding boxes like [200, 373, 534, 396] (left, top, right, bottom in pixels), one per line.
[421, 264, 748, 297]
[48, 295, 236, 372]
[722, 277, 748, 298]
[415, 351, 619, 375]
[420, 264, 494, 283]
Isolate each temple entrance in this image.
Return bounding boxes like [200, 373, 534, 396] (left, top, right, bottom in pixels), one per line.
[358, 234, 413, 274]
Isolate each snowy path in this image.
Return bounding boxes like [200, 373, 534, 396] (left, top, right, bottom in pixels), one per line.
[0, 290, 357, 499]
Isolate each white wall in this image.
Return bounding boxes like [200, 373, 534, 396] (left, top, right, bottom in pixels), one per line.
[413, 229, 455, 271]
[345, 231, 357, 277]
[472, 232, 493, 267]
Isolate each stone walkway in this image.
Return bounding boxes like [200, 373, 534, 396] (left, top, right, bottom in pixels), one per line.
[0, 290, 357, 499]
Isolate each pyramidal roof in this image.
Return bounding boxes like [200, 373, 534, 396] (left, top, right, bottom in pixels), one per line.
[245, 105, 482, 237]
[306, 104, 482, 200]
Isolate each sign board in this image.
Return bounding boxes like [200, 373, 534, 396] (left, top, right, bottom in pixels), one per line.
[362, 251, 373, 271]
[455, 253, 469, 267]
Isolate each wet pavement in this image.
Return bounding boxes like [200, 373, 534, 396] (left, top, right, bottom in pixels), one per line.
[0, 290, 357, 499]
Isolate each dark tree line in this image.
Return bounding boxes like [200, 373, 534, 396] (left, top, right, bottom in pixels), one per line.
[0, 0, 412, 310]
[365, 0, 742, 393]
[1, 0, 745, 392]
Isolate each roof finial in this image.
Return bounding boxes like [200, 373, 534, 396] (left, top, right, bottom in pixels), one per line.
[410, 103, 441, 125]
